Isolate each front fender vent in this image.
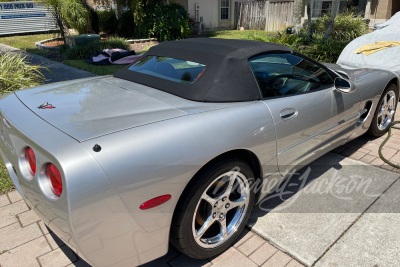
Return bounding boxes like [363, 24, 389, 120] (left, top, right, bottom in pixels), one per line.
[360, 101, 373, 121]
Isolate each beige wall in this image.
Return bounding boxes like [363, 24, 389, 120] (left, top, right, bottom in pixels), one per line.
[370, 0, 392, 20]
[187, 0, 235, 31]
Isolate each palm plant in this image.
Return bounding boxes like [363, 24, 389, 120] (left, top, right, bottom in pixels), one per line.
[0, 53, 47, 93]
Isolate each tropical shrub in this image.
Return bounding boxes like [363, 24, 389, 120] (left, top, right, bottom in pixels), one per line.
[43, 0, 92, 36]
[245, 31, 350, 63]
[97, 9, 118, 34]
[312, 11, 368, 41]
[149, 3, 191, 41]
[299, 39, 349, 63]
[136, 3, 190, 41]
[247, 32, 305, 50]
[0, 53, 46, 92]
[63, 37, 130, 60]
[62, 0, 90, 34]
[116, 11, 135, 38]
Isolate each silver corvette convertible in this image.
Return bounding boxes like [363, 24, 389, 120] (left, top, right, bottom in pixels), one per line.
[0, 38, 398, 266]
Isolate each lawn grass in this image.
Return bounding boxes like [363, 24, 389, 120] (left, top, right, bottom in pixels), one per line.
[0, 33, 57, 57]
[0, 33, 54, 50]
[0, 158, 14, 194]
[203, 30, 275, 40]
[63, 60, 126, 75]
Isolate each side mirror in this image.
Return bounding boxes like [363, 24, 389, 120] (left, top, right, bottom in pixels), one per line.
[334, 77, 356, 93]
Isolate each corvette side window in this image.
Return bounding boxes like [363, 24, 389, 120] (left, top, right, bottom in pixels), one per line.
[248, 54, 334, 98]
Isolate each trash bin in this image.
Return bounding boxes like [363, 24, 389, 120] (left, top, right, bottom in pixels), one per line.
[66, 34, 101, 47]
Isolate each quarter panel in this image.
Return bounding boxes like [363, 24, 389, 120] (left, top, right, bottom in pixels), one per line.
[81, 102, 277, 232]
[0, 94, 170, 266]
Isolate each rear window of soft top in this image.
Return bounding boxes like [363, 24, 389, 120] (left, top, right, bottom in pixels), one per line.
[128, 56, 206, 84]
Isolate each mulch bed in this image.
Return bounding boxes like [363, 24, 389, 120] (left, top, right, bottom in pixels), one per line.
[42, 40, 65, 47]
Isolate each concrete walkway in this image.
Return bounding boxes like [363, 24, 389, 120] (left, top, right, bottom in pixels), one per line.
[0, 44, 96, 84]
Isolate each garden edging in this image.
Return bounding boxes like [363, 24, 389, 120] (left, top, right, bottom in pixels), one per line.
[35, 37, 64, 51]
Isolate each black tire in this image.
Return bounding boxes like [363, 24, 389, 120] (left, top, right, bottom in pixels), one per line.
[368, 83, 398, 137]
[170, 159, 255, 259]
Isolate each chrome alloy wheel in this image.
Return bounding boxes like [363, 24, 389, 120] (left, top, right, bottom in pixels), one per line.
[192, 171, 250, 248]
[378, 90, 396, 131]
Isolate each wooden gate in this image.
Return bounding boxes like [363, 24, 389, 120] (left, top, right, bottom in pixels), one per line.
[235, 0, 294, 32]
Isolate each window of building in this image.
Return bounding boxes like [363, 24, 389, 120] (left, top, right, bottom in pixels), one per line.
[311, 0, 347, 18]
[220, 0, 230, 21]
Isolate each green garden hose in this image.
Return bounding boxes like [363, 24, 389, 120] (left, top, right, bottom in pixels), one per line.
[379, 121, 400, 169]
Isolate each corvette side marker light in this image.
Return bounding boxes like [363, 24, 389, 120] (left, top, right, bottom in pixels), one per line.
[140, 195, 171, 210]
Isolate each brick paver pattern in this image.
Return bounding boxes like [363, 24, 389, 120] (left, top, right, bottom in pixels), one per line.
[334, 106, 400, 172]
[0, 190, 303, 267]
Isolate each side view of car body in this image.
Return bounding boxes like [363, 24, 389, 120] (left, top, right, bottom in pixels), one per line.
[0, 38, 398, 266]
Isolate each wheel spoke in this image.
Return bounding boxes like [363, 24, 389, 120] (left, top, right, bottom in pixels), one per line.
[378, 108, 385, 118]
[221, 174, 237, 198]
[229, 197, 248, 210]
[383, 95, 388, 107]
[219, 218, 228, 238]
[201, 192, 218, 207]
[195, 215, 215, 240]
[388, 95, 396, 109]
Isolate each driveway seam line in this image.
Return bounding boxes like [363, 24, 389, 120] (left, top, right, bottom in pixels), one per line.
[311, 175, 400, 266]
[0, 221, 19, 231]
[37, 222, 53, 250]
[7, 235, 43, 253]
[246, 225, 308, 267]
[258, 249, 278, 266]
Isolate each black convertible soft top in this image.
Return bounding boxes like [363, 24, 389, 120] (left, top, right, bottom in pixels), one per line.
[114, 38, 293, 102]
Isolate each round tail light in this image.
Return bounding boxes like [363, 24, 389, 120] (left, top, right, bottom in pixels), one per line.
[46, 164, 62, 197]
[25, 147, 36, 176]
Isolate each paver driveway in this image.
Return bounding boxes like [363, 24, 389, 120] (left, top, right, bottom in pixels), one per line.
[0, 190, 303, 267]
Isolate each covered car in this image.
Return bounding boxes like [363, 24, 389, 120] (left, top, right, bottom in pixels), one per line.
[337, 12, 400, 74]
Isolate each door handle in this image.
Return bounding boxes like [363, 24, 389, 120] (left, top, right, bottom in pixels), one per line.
[280, 108, 298, 120]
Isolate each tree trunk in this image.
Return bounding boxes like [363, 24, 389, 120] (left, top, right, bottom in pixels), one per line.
[322, 0, 340, 42]
[117, 3, 123, 17]
[293, 0, 303, 33]
[306, 0, 312, 42]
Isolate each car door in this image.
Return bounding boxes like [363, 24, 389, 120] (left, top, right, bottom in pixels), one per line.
[248, 53, 360, 173]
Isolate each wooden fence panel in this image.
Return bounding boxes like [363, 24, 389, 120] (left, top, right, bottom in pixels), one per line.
[265, 1, 294, 32]
[236, 1, 266, 31]
[235, 0, 294, 32]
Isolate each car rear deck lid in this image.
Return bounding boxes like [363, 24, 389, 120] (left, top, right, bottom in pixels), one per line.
[15, 79, 187, 142]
